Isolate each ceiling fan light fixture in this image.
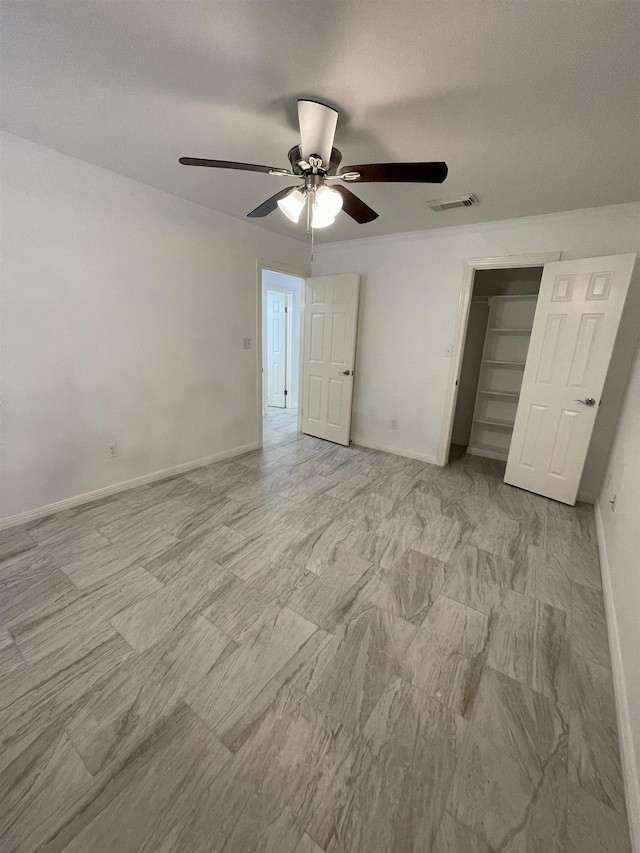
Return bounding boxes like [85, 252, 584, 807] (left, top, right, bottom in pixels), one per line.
[277, 188, 306, 223]
[314, 185, 343, 217]
[311, 207, 335, 229]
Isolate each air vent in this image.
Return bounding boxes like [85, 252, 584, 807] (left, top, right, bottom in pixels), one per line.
[427, 193, 478, 211]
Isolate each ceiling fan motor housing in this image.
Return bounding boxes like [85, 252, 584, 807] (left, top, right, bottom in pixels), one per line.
[288, 145, 343, 176]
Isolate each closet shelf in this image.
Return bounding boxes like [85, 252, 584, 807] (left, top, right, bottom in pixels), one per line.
[487, 328, 532, 334]
[467, 442, 509, 462]
[473, 417, 515, 429]
[478, 389, 519, 397]
[483, 359, 526, 367]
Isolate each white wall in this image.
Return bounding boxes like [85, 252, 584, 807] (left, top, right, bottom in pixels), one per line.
[262, 269, 303, 410]
[312, 203, 640, 499]
[596, 343, 640, 852]
[0, 132, 308, 521]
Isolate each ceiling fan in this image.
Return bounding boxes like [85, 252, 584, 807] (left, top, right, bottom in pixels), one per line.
[179, 99, 448, 230]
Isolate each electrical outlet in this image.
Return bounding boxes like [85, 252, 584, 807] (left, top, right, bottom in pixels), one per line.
[391, 419, 397, 429]
[243, 338, 252, 350]
[444, 345, 453, 357]
[108, 442, 118, 458]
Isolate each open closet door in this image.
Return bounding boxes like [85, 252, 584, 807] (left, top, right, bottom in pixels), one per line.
[505, 254, 636, 504]
[301, 274, 360, 446]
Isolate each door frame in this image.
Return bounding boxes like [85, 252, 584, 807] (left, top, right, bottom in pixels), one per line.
[436, 252, 561, 466]
[256, 258, 310, 449]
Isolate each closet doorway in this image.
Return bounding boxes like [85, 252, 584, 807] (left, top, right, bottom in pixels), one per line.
[451, 267, 542, 462]
[438, 251, 637, 505]
[438, 253, 561, 468]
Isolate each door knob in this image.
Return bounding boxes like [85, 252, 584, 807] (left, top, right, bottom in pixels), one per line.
[574, 397, 596, 407]
[340, 370, 351, 376]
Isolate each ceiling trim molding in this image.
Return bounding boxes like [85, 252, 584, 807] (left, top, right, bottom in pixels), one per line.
[316, 202, 640, 252]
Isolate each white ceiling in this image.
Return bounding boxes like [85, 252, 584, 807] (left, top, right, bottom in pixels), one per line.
[1, 1, 639, 243]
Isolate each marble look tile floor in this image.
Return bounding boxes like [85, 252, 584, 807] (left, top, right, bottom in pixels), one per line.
[0, 406, 631, 852]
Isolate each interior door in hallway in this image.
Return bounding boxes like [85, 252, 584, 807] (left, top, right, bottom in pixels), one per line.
[505, 253, 636, 504]
[266, 289, 288, 408]
[301, 274, 360, 446]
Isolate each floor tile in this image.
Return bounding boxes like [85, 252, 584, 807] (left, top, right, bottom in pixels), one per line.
[65, 616, 233, 776]
[141, 524, 245, 584]
[282, 519, 356, 575]
[308, 678, 467, 853]
[403, 595, 490, 717]
[343, 517, 420, 570]
[0, 720, 94, 853]
[570, 581, 611, 668]
[566, 782, 631, 853]
[0, 411, 630, 852]
[46, 704, 232, 853]
[0, 634, 133, 758]
[304, 604, 416, 734]
[569, 651, 625, 813]
[295, 833, 326, 853]
[186, 605, 322, 750]
[410, 514, 467, 562]
[0, 560, 79, 631]
[443, 544, 513, 616]
[12, 566, 162, 667]
[286, 549, 374, 631]
[512, 544, 572, 611]
[109, 562, 229, 653]
[447, 667, 568, 851]
[0, 526, 37, 562]
[395, 488, 442, 530]
[432, 812, 492, 853]
[487, 588, 570, 706]
[366, 549, 448, 625]
[279, 493, 345, 533]
[177, 686, 357, 853]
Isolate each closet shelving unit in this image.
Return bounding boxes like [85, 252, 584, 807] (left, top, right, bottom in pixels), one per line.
[467, 294, 537, 461]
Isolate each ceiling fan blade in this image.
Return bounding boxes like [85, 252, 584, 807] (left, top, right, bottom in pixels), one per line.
[339, 162, 448, 183]
[247, 186, 298, 218]
[179, 157, 292, 176]
[331, 185, 379, 224]
[297, 100, 338, 169]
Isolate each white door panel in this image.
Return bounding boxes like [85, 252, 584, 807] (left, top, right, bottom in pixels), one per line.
[301, 274, 359, 446]
[266, 290, 287, 407]
[505, 254, 636, 504]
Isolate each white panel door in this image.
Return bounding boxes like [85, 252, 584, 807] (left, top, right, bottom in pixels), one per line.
[301, 274, 360, 445]
[266, 290, 287, 407]
[505, 254, 636, 504]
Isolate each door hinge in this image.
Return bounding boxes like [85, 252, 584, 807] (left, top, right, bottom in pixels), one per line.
[285, 305, 288, 313]
[284, 390, 288, 396]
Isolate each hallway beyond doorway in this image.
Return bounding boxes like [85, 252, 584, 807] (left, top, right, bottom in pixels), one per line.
[264, 406, 299, 448]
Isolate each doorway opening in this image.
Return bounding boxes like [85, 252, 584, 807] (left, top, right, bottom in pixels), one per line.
[448, 266, 543, 464]
[437, 252, 561, 468]
[261, 268, 303, 437]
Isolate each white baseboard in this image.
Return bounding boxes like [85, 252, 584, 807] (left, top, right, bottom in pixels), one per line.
[350, 437, 439, 466]
[595, 502, 640, 853]
[0, 442, 260, 531]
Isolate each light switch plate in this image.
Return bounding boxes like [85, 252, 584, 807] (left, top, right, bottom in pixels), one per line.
[243, 338, 252, 350]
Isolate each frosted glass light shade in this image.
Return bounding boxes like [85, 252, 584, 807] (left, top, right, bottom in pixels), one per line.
[315, 185, 343, 217]
[311, 207, 335, 228]
[311, 185, 342, 228]
[277, 188, 306, 223]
